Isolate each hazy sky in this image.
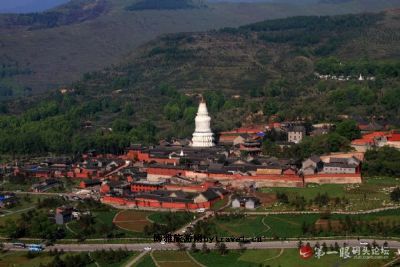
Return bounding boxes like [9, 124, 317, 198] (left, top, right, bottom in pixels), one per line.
[0, 0, 69, 13]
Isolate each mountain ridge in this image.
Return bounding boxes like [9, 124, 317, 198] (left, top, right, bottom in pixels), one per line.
[0, 0, 399, 96]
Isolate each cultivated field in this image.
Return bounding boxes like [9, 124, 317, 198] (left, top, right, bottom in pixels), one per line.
[113, 210, 154, 232]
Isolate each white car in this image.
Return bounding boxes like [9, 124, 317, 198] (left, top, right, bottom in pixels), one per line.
[144, 247, 152, 251]
[160, 241, 166, 245]
[359, 241, 369, 246]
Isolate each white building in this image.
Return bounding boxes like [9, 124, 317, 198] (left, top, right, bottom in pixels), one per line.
[288, 126, 306, 144]
[191, 99, 215, 147]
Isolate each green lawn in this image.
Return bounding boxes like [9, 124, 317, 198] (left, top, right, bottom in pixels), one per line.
[212, 198, 230, 211]
[213, 209, 400, 238]
[134, 254, 156, 267]
[93, 251, 138, 267]
[190, 249, 396, 267]
[214, 214, 320, 238]
[0, 194, 58, 228]
[0, 251, 53, 267]
[0, 251, 89, 267]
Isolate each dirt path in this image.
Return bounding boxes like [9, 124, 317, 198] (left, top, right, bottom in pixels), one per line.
[263, 248, 284, 262]
[150, 251, 161, 267]
[186, 251, 206, 267]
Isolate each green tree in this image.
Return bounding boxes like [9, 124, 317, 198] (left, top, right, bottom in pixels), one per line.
[390, 187, 400, 202]
[112, 119, 132, 133]
[335, 120, 361, 140]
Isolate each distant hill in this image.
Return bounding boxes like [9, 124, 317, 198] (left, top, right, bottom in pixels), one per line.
[0, 0, 108, 29]
[0, 0, 399, 97]
[0, 0, 69, 13]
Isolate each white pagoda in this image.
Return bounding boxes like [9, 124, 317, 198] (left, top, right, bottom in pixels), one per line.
[191, 99, 215, 147]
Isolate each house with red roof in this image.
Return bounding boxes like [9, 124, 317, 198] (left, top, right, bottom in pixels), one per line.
[351, 131, 400, 152]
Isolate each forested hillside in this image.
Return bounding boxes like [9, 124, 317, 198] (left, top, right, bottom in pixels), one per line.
[0, 0, 398, 96]
[0, 11, 399, 158]
[0, 0, 109, 29]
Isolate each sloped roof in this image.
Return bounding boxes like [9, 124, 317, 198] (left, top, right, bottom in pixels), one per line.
[199, 189, 220, 201]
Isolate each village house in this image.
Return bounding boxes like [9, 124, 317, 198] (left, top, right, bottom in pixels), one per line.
[55, 206, 74, 225]
[32, 179, 63, 192]
[100, 181, 131, 196]
[79, 179, 102, 189]
[322, 157, 360, 174]
[232, 196, 261, 209]
[351, 131, 400, 152]
[193, 188, 226, 203]
[301, 156, 323, 175]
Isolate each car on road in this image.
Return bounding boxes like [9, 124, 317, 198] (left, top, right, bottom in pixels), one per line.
[28, 244, 44, 252]
[12, 242, 26, 248]
[160, 241, 166, 245]
[196, 208, 205, 213]
[359, 241, 369, 245]
[144, 246, 152, 251]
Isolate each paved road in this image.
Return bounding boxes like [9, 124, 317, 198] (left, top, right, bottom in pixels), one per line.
[4, 239, 400, 252]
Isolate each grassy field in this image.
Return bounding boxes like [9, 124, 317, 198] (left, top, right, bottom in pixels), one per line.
[212, 197, 230, 211]
[0, 251, 91, 267]
[67, 210, 140, 238]
[260, 177, 400, 211]
[213, 214, 319, 238]
[0, 249, 394, 267]
[0, 251, 54, 267]
[93, 251, 138, 267]
[0, 194, 54, 227]
[190, 249, 396, 267]
[213, 209, 400, 238]
[134, 254, 157, 267]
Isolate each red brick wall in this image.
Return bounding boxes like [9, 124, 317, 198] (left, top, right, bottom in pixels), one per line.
[131, 184, 163, 192]
[304, 173, 362, 184]
[101, 196, 211, 210]
[147, 167, 185, 177]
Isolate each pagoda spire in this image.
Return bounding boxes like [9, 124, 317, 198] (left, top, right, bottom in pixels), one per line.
[191, 99, 215, 147]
